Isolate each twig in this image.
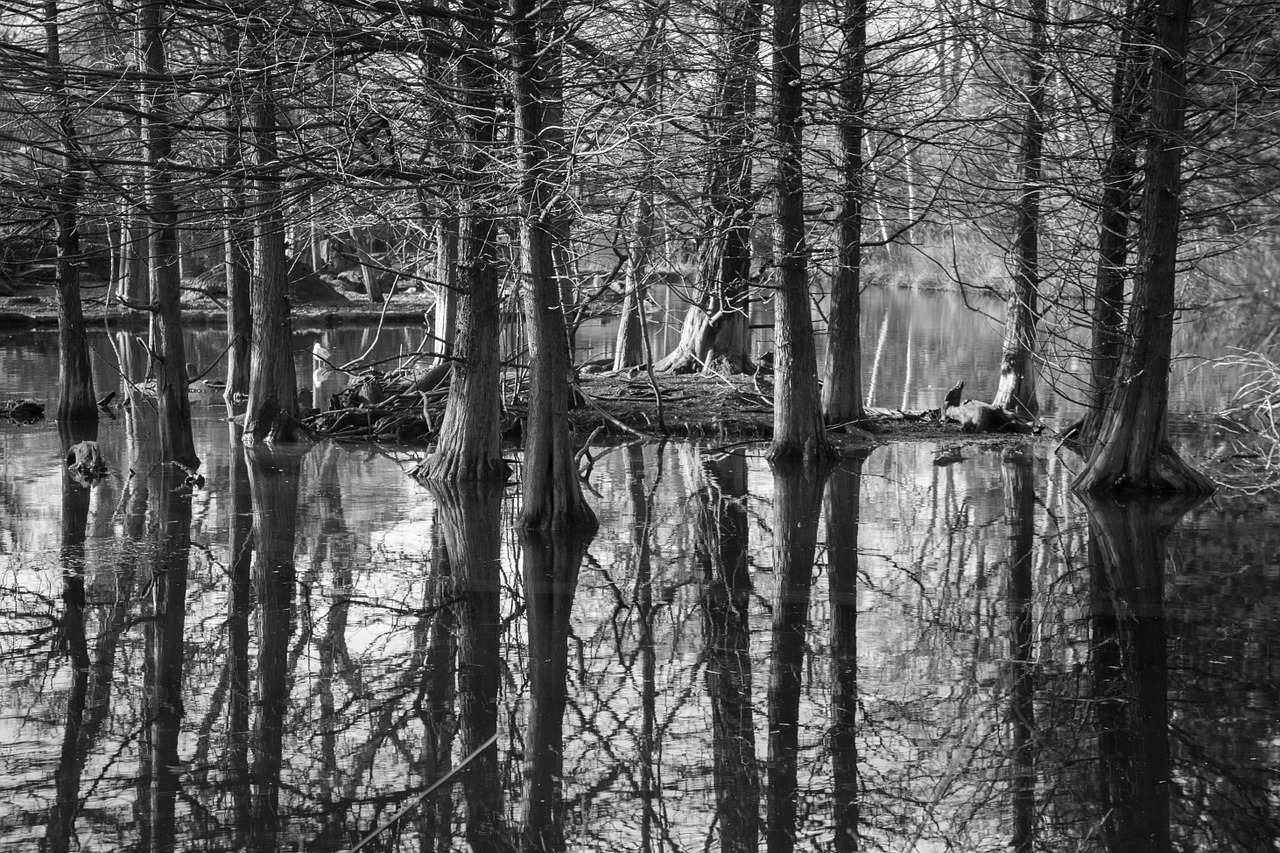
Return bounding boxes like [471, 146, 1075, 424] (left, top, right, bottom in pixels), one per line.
[346, 732, 499, 853]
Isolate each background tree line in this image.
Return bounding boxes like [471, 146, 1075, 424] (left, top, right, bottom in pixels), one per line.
[2, 0, 1278, 503]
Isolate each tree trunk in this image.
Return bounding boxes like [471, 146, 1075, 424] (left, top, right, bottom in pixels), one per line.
[140, 0, 199, 469]
[821, 0, 867, 425]
[991, 0, 1047, 418]
[432, 213, 459, 363]
[243, 36, 302, 445]
[1073, 0, 1212, 494]
[698, 452, 759, 852]
[224, 25, 253, 409]
[511, 0, 597, 530]
[768, 0, 832, 465]
[1080, 0, 1146, 447]
[45, 0, 97, 425]
[765, 459, 828, 852]
[416, 0, 507, 483]
[613, 7, 664, 372]
[654, 0, 760, 376]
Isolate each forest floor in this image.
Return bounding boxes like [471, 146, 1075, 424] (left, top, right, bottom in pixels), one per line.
[3, 279, 1053, 455]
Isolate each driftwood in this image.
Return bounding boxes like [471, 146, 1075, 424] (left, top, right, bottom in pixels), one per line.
[940, 381, 1034, 433]
[66, 440, 108, 485]
[3, 399, 44, 423]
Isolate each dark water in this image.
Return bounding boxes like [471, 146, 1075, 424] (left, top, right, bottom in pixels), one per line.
[1, 291, 1277, 851]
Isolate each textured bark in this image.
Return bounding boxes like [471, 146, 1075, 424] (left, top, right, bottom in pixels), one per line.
[1080, 1, 1147, 447]
[416, 1, 507, 484]
[45, 1, 97, 425]
[821, 0, 867, 426]
[991, 0, 1047, 418]
[765, 459, 829, 853]
[1082, 492, 1200, 853]
[518, 529, 589, 852]
[223, 26, 253, 409]
[1074, 0, 1212, 494]
[140, 0, 198, 469]
[429, 481, 512, 852]
[698, 453, 759, 853]
[768, 0, 832, 465]
[242, 41, 301, 445]
[511, 0, 597, 530]
[654, 0, 760, 376]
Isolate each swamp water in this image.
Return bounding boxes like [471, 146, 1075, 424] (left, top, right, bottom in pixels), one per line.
[0, 289, 1277, 851]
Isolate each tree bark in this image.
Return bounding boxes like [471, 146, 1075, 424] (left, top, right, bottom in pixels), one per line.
[45, 0, 97, 425]
[821, 0, 867, 426]
[511, 0, 598, 530]
[991, 0, 1047, 418]
[1073, 0, 1213, 494]
[224, 24, 253, 410]
[242, 31, 302, 445]
[140, 0, 199, 469]
[416, 0, 508, 483]
[1080, 0, 1147, 447]
[768, 0, 832, 465]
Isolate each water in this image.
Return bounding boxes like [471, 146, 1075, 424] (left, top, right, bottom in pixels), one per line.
[0, 290, 1277, 851]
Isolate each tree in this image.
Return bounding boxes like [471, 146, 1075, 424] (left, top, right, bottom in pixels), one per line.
[768, 0, 833, 465]
[653, 0, 761, 376]
[414, 0, 508, 483]
[511, 0, 598, 530]
[821, 0, 868, 426]
[222, 23, 253, 409]
[990, 0, 1048, 418]
[138, 0, 198, 468]
[241, 14, 301, 445]
[1074, 0, 1213, 494]
[43, 0, 96, 425]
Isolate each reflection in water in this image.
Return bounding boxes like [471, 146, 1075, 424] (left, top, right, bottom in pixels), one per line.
[765, 461, 828, 853]
[430, 480, 511, 853]
[1084, 493, 1194, 853]
[3, 428, 1280, 851]
[826, 455, 867, 853]
[245, 445, 305, 851]
[1004, 448, 1036, 853]
[519, 528, 591, 853]
[698, 452, 759, 853]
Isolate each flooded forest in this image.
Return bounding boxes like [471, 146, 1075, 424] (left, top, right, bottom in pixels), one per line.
[3, 0, 1280, 849]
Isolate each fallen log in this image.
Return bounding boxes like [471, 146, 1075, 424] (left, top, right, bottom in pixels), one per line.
[940, 381, 1034, 433]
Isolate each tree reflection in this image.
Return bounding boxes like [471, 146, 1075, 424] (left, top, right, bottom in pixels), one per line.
[1082, 492, 1200, 853]
[244, 444, 305, 851]
[225, 422, 255, 843]
[519, 528, 591, 853]
[766, 460, 829, 853]
[825, 452, 870, 853]
[697, 452, 759, 853]
[430, 479, 513, 853]
[46, 421, 97, 853]
[1003, 447, 1036, 852]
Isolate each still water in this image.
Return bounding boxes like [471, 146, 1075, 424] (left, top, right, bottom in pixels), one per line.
[0, 289, 1276, 851]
